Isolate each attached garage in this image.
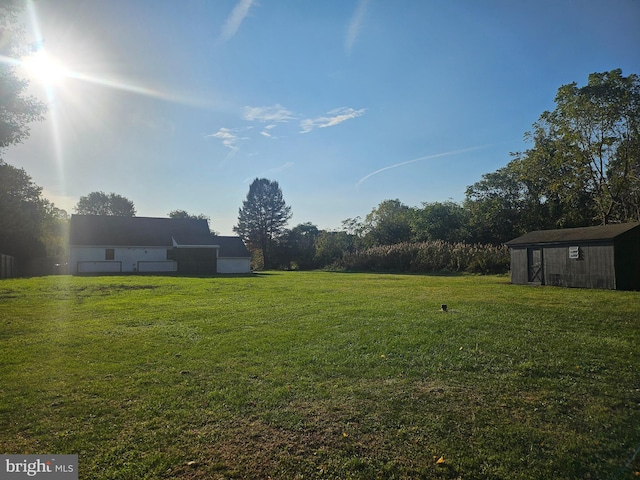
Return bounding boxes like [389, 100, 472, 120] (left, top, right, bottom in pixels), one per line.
[214, 236, 252, 274]
[170, 246, 218, 274]
[505, 223, 640, 290]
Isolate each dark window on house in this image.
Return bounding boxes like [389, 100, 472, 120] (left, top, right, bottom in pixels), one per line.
[166, 249, 175, 260]
[105, 249, 115, 260]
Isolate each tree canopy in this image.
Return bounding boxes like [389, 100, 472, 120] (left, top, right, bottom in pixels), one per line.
[465, 69, 640, 243]
[0, 0, 47, 153]
[0, 2, 55, 264]
[531, 69, 640, 224]
[75, 192, 136, 216]
[168, 210, 210, 221]
[362, 199, 413, 247]
[0, 160, 65, 259]
[234, 178, 292, 269]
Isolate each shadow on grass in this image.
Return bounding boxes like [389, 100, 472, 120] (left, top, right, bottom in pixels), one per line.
[74, 272, 260, 279]
[323, 269, 468, 277]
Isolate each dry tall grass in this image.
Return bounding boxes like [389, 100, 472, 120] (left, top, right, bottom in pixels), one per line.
[340, 241, 509, 274]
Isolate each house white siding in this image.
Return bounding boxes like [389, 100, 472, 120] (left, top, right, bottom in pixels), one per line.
[138, 261, 178, 273]
[70, 246, 175, 274]
[217, 257, 251, 274]
[76, 260, 118, 273]
[69, 216, 252, 275]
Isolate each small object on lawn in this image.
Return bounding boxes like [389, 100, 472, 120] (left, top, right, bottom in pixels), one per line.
[187, 461, 198, 467]
[436, 456, 446, 465]
[441, 304, 448, 312]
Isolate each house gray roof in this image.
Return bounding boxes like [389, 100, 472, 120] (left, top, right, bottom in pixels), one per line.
[505, 222, 640, 246]
[211, 236, 251, 258]
[70, 215, 218, 248]
[69, 215, 251, 258]
[69, 215, 251, 249]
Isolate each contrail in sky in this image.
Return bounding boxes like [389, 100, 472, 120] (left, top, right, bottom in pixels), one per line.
[345, 0, 369, 55]
[220, 0, 254, 42]
[355, 144, 493, 189]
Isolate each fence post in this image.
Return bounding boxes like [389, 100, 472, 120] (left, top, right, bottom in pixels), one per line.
[1, 253, 16, 279]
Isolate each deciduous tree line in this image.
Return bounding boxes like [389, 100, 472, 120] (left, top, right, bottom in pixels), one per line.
[240, 197, 510, 272]
[237, 70, 639, 271]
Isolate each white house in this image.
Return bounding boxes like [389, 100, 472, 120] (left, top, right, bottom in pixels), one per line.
[69, 215, 251, 275]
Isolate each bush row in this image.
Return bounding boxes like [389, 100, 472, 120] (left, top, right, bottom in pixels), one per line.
[339, 240, 509, 274]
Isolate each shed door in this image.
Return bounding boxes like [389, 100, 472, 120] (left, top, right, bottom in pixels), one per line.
[527, 247, 543, 284]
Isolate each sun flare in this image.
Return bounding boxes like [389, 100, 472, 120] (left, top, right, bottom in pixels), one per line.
[21, 49, 69, 86]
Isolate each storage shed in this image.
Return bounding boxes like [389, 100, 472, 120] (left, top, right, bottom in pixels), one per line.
[69, 215, 251, 275]
[505, 222, 640, 290]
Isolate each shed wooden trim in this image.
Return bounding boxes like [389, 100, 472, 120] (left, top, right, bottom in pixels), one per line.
[505, 223, 640, 246]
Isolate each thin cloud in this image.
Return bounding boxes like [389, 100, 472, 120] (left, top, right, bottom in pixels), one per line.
[355, 145, 493, 189]
[300, 107, 365, 133]
[207, 127, 251, 162]
[259, 124, 279, 138]
[220, 0, 255, 42]
[243, 161, 294, 183]
[345, 0, 369, 55]
[208, 127, 239, 149]
[243, 104, 295, 123]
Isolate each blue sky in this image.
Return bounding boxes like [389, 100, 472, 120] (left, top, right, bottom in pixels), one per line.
[6, 0, 640, 235]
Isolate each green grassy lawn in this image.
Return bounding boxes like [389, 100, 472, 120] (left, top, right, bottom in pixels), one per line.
[0, 272, 639, 479]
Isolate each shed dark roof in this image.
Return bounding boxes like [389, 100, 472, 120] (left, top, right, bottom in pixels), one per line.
[69, 215, 218, 247]
[211, 236, 251, 258]
[506, 222, 640, 246]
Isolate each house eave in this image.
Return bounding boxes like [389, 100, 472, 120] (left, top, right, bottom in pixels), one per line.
[506, 239, 614, 249]
[70, 244, 173, 249]
[70, 244, 220, 250]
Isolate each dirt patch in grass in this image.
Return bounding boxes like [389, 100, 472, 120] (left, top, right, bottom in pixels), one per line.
[169, 386, 469, 479]
[174, 416, 440, 479]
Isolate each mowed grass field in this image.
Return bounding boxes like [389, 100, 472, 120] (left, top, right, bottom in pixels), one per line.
[0, 272, 639, 479]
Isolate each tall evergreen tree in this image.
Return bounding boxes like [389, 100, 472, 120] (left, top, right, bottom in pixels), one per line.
[234, 178, 292, 269]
